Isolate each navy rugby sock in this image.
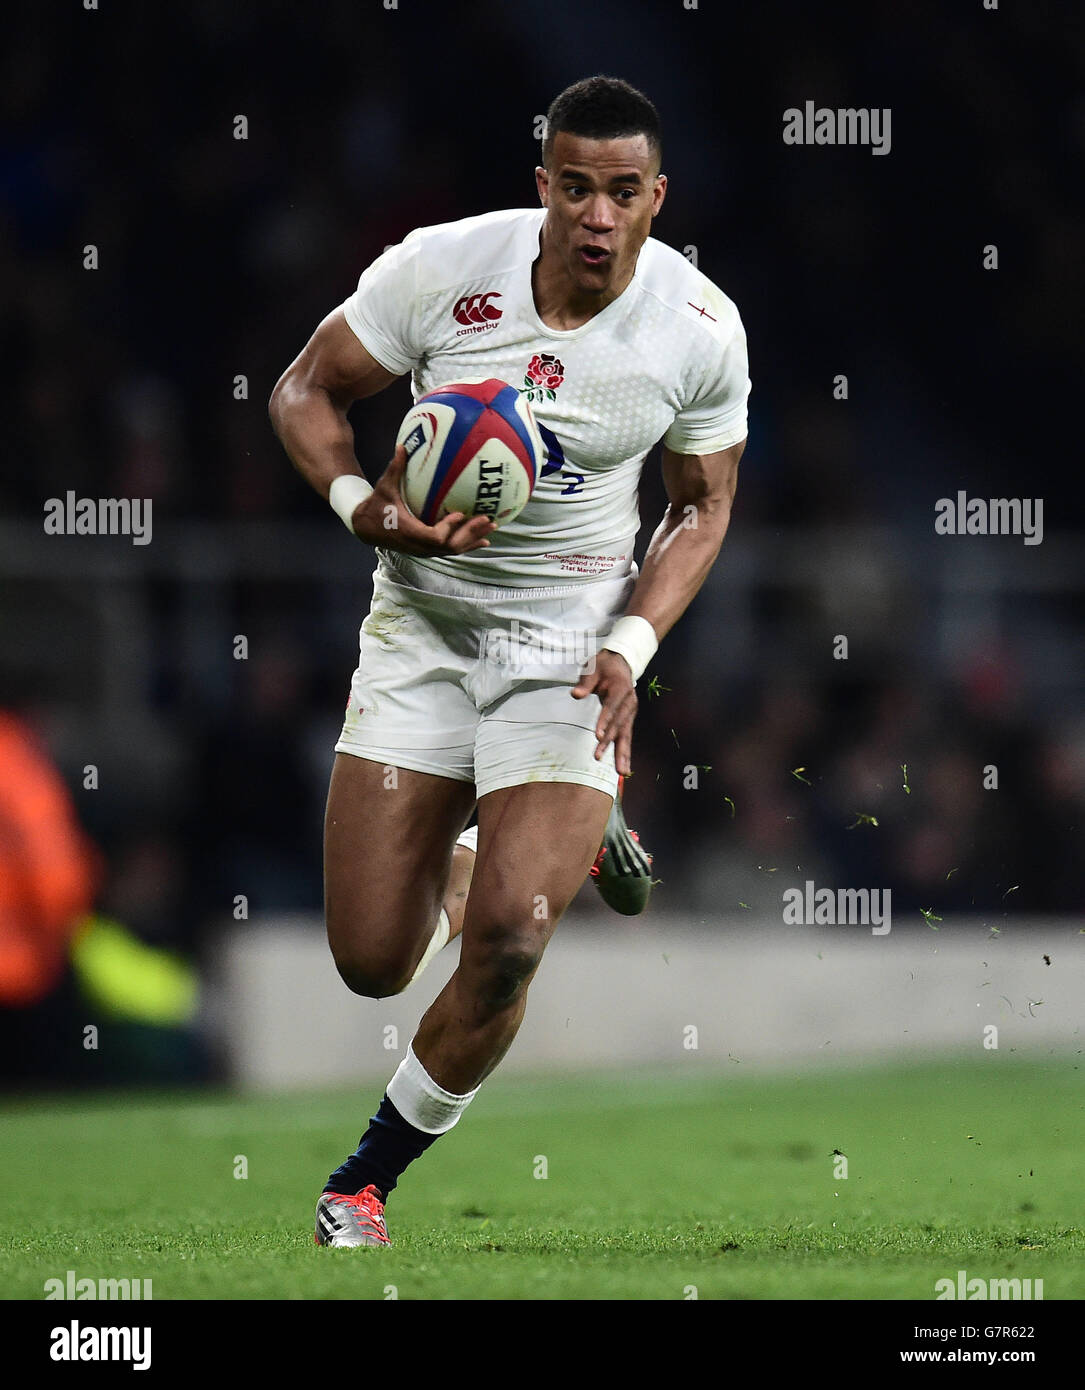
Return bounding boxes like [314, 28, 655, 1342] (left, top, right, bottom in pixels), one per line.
[324, 1095, 438, 1201]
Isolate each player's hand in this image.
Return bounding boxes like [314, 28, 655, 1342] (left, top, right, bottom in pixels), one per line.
[572, 649, 638, 777]
[349, 445, 497, 556]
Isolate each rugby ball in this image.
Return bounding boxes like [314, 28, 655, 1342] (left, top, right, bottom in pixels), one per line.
[396, 379, 544, 528]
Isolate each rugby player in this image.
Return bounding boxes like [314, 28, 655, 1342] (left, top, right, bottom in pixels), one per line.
[268, 75, 749, 1247]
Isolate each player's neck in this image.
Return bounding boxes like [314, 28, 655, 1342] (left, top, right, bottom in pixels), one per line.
[531, 235, 633, 331]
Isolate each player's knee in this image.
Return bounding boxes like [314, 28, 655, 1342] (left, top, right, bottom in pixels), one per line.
[330, 945, 413, 1000]
[474, 934, 544, 1013]
[326, 896, 425, 997]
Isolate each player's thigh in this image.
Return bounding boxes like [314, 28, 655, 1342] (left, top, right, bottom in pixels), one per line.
[458, 780, 612, 988]
[324, 752, 476, 980]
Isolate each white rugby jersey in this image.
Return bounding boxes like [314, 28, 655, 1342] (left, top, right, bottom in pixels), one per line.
[342, 207, 750, 586]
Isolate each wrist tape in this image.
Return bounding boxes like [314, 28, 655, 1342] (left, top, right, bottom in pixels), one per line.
[601, 615, 658, 682]
[328, 474, 374, 532]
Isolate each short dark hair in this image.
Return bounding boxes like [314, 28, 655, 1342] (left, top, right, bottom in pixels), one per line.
[542, 76, 662, 170]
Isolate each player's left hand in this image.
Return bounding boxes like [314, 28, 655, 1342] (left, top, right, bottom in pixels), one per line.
[572, 650, 638, 777]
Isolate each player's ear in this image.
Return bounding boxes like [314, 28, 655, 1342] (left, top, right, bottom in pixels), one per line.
[535, 165, 550, 207]
[651, 173, 667, 217]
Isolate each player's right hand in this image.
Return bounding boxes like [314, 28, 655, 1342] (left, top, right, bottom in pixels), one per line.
[348, 445, 497, 556]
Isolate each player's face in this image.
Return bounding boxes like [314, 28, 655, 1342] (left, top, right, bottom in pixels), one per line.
[536, 132, 666, 298]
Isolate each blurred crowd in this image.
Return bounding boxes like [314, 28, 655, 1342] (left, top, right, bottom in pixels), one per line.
[1, 1, 1081, 1079]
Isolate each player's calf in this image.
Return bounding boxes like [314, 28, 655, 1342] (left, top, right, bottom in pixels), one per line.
[408, 915, 554, 1097]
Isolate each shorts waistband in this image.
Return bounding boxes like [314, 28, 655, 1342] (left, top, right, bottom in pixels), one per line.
[378, 551, 635, 603]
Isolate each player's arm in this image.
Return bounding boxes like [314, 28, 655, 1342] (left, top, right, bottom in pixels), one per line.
[268, 307, 495, 556]
[572, 440, 744, 776]
[625, 440, 744, 640]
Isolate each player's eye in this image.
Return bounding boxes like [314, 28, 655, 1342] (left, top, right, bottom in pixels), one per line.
[565, 185, 587, 197]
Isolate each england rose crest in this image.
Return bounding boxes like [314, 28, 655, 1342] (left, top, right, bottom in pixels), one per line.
[523, 353, 565, 402]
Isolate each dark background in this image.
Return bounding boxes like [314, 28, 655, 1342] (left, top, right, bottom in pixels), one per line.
[1, 0, 1081, 1009]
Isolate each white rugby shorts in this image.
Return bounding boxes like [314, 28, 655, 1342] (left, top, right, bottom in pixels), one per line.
[335, 552, 637, 799]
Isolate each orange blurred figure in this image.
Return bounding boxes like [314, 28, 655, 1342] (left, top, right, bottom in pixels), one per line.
[0, 712, 101, 1006]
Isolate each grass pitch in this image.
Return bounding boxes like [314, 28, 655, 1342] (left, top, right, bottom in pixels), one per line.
[1, 1056, 1080, 1300]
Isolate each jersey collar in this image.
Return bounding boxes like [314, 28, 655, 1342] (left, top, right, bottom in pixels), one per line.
[523, 207, 645, 340]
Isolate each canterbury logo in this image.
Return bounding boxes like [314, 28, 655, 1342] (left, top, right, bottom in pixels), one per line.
[453, 291, 503, 325]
